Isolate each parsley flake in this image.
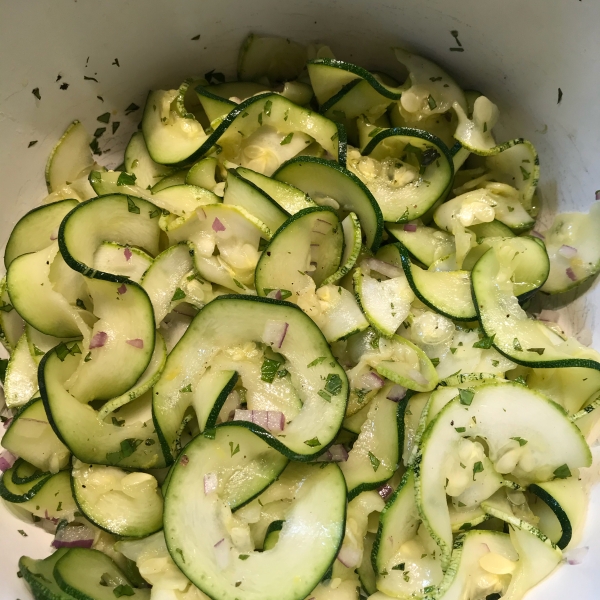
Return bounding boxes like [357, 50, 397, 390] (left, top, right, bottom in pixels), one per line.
[280, 133, 294, 145]
[459, 389, 474, 406]
[553, 464, 571, 479]
[304, 437, 321, 447]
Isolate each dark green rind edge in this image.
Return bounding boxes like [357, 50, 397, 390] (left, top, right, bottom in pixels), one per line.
[528, 483, 572, 549]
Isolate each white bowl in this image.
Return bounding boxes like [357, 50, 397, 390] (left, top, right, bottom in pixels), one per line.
[1, 0, 599, 598]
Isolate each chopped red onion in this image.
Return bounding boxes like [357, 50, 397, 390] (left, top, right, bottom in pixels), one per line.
[204, 472, 218, 495]
[359, 371, 385, 391]
[337, 545, 362, 569]
[316, 444, 348, 463]
[566, 267, 578, 282]
[89, 331, 108, 349]
[50, 227, 59, 241]
[3, 418, 13, 430]
[212, 217, 226, 232]
[529, 230, 545, 240]
[124, 247, 132, 261]
[267, 289, 282, 300]
[44, 510, 59, 524]
[558, 245, 578, 259]
[378, 483, 393, 500]
[180, 454, 189, 466]
[566, 546, 589, 565]
[481, 542, 491, 553]
[262, 319, 289, 348]
[214, 538, 225, 548]
[0, 450, 17, 472]
[126, 338, 144, 349]
[233, 409, 285, 433]
[117, 283, 127, 295]
[363, 257, 403, 279]
[52, 522, 94, 549]
[387, 384, 407, 402]
[403, 223, 418, 232]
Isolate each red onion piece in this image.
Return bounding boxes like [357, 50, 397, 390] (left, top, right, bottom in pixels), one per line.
[378, 483, 393, 500]
[212, 217, 226, 232]
[267, 289, 282, 300]
[566, 546, 589, 565]
[117, 283, 127, 295]
[204, 472, 218, 495]
[316, 444, 348, 463]
[233, 409, 285, 433]
[124, 247, 132, 261]
[529, 230, 545, 240]
[558, 245, 578, 259]
[214, 538, 225, 548]
[262, 320, 289, 348]
[52, 522, 94, 549]
[363, 257, 403, 279]
[0, 450, 17, 472]
[337, 544, 362, 568]
[566, 267, 578, 282]
[359, 371, 385, 391]
[89, 331, 108, 349]
[387, 384, 407, 402]
[403, 223, 418, 232]
[3, 418, 13, 430]
[52, 538, 94, 549]
[126, 338, 144, 349]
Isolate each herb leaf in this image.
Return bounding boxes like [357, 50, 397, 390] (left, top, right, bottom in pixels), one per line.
[117, 172, 137, 186]
[553, 464, 571, 479]
[473, 334, 495, 349]
[472, 461, 484, 480]
[171, 288, 186, 302]
[97, 112, 111, 123]
[307, 357, 326, 368]
[368, 451, 380, 472]
[280, 133, 294, 145]
[459, 389, 474, 406]
[324, 373, 342, 396]
[261, 358, 281, 383]
[304, 437, 321, 447]
[511, 437, 528, 447]
[113, 584, 135, 597]
[126, 196, 140, 214]
[513, 338, 523, 352]
[229, 441, 240, 457]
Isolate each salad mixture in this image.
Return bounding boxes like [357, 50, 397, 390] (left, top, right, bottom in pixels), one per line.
[2, 33, 600, 600]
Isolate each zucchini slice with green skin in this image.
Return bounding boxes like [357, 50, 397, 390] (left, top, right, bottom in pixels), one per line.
[150, 168, 189, 193]
[472, 241, 600, 369]
[340, 386, 405, 500]
[153, 296, 348, 462]
[262, 519, 284, 551]
[528, 477, 585, 549]
[539, 202, 600, 294]
[45, 121, 94, 193]
[7, 244, 82, 338]
[396, 244, 477, 321]
[223, 168, 289, 233]
[468, 219, 515, 239]
[238, 34, 307, 83]
[255, 206, 343, 296]
[4, 199, 78, 269]
[186, 156, 220, 190]
[435, 531, 518, 600]
[3, 333, 38, 408]
[307, 58, 403, 106]
[0, 277, 25, 352]
[2, 398, 70, 472]
[355, 127, 454, 223]
[321, 212, 362, 286]
[372, 469, 444, 597]
[236, 166, 316, 214]
[11, 458, 50, 485]
[415, 381, 590, 567]
[313, 284, 369, 343]
[164, 426, 344, 600]
[386, 222, 454, 268]
[54, 548, 150, 600]
[66, 279, 155, 403]
[40, 350, 166, 469]
[273, 156, 383, 251]
[19, 549, 76, 600]
[196, 85, 238, 123]
[124, 131, 173, 190]
[59, 194, 161, 282]
[342, 401, 370, 435]
[358, 532, 378, 595]
[71, 461, 163, 538]
[0, 469, 76, 520]
[93, 242, 153, 284]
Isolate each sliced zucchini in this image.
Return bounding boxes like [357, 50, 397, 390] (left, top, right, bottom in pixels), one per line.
[238, 34, 307, 82]
[262, 519, 284, 550]
[58, 194, 161, 281]
[340, 386, 404, 499]
[236, 166, 315, 214]
[273, 156, 383, 251]
[372, 470, 444, 597]
[415, 381, 591, 566]
[11, 458, 49, 485]
[352, 128, 454, 223]
[4, 199, 78, 269]
[186, 156, 220, 190]
[343, 401, 371, 435]
[150, 168, 189, 192]
[468, 219, 515, 239]
[124, 131, 172, 190]
[93, 242, 153, 284]
[472, 240, 600, 369]
[353, 265, 414, 337]
[357, 533, 378, 595]
[40, 350, 165, 469]
[2, 398, 70, 472]
[196, 86, 238, 123]
[385, 222, 454, 267]
[0, 277, 25, 352]
[223, 168, 289, 232]
[3, 333, 38, 408]
[255, 206, 343, 296]
[45, 121, 94, 192]
[152, 184, 220, 217]
[7, 243, 82, 337]
[142, 89, 208, 164]
[72, 461, 163, 537]
[322, 213, 362, 286]
[165, 426, 344, 600]
[54, 548, 150, 600]
[539, 202, 600, 293]
[19, 549, 76, 600]
[452, 95, 500, 153]
[153, 296, 348, 462]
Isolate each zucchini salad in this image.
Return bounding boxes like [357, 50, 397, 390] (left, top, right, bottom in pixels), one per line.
[2, 33, 600, 600]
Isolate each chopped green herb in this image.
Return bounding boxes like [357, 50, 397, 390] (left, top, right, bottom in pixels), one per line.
[491, 360, 499, 367]
[514, 376, 527, 386]
[280, 133, 294, 145]
[553, 464, 571, 479]
[84, 76, 99, 82]
[84, 352, 92, 363]
[450, 347, 457, 354]
[90, 138, 101, 156]
[277, 369, 288, 378]
[304, 437, 321, 447]
[264, 100, 272, 116]
[180, 384, 192, 393]
[117, 171, 137, 186]
[261, 358, 282, 383]
[449, 47, 465, 52]
[126, 196, 140, 214]
[459, 389, 474, 406]
[54, 342, 71, 362]
[557, 88, 563, 104]
[106, 438, 143, 464]
[511, 437, 528, 447]
[56, 502, 62, 511]
[527, 347, 545, 355]
[427, 95, 437, 110]
[32, 344, 45, 357]
[17, 530, 27, 537]
[229, 441, 240, 457]
[113, 585, 134, 598]
[429, 76, 442, 82]
[97, 112, 111, 123]
[513, 338, 523, 351]
[232, 279, 244, 289]
[430, 357, 440, 367]
[32, 88, 41, 100]
[519, 166, 531, 181]
[258, 113, 263, 125]
[171, 288, 186, 302]
[455, 427, 466, 433]
[318, 390, 331, 402]
[149, 207, 162, 219]
[473, 334, 495, 349]
[112, 121, 121, 134]
[473, 461, 484, 480]
[0, 359, 7, 384]
[0, 302, 14, 312]
[238, 554, 249, 560]
[368, 451, 380, 472]
[324, 373, 343, 396]
[145, 438, 155, 446]
[483, 122, 488, 132]
[307, 357, 326, 368]
[391, 562, 405, 570]
[204, 69, 225, 84]
[125, 103, 140, 115]
[94, 127, 106, 138]
[191, 34, 200, 40]
[28, 140, 38, 147]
